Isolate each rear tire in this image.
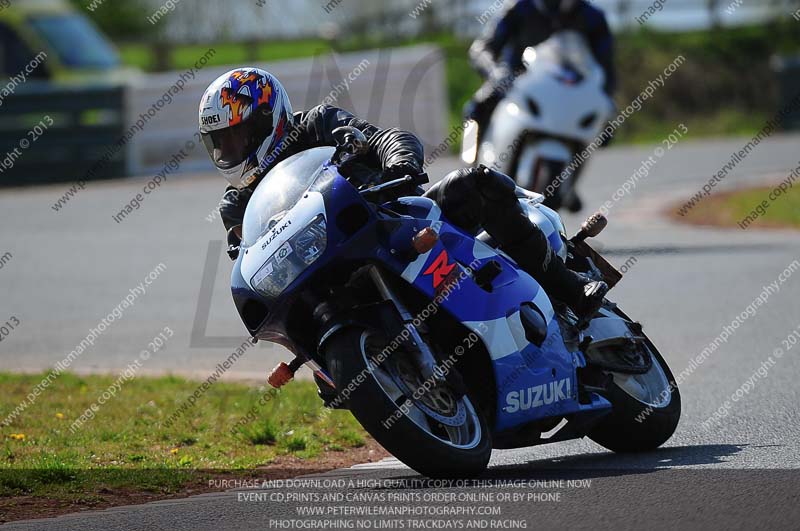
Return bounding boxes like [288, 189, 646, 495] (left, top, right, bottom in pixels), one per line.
[324, 328, 492, 478]
[588, 338, 681, 453]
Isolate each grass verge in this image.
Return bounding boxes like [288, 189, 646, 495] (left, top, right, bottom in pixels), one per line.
[117, 21, 800, 147]
[119, 38, 333, 71]
[672, 183, 800, 230]
[0, 372, 373, 507]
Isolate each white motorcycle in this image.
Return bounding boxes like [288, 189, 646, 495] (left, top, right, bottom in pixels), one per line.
[462, 31, 614, 212]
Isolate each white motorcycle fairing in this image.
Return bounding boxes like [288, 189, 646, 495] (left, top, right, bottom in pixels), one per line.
[465, 31, 615, 204]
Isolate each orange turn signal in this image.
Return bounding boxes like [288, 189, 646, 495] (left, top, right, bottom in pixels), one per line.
[268, 362, 294, 389]
[412, 227, 439, 254]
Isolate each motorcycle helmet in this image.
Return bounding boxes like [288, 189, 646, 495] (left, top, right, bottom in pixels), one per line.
[199, 67, 295, 189]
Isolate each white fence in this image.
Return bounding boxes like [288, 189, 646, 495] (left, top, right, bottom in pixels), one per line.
[125, 45, 447, 177]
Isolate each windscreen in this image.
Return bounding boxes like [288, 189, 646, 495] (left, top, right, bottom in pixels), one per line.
[523, 31, 596, 79]
[241, 147, 335, 248]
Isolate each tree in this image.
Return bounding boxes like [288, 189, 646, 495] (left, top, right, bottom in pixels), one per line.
[68, 0, 154, 40]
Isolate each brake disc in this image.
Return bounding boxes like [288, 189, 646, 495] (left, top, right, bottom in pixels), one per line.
[390, 356, 466, 427]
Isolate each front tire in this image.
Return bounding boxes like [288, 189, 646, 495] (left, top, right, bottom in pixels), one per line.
[324, 328, 492, 478]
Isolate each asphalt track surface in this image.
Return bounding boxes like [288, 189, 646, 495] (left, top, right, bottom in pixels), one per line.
[2, 134, 800, 529]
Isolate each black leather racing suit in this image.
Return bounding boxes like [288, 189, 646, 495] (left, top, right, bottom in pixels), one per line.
[468, 0, 616, 127]
[219, 104, 601, 313]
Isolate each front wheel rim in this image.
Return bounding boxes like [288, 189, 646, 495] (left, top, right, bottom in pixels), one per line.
[359, 331, 483, 450]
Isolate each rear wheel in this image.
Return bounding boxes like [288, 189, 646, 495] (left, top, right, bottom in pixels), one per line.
[324, 328, 492, 478]
[588, 333, 681, 453]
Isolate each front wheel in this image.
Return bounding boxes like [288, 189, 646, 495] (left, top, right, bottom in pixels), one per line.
[324, 328, 492, 478]
[515, 144, 569, 211]
[588, 331, 681, 453]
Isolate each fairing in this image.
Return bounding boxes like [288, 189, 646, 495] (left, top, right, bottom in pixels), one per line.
[232, 149, 612, 437]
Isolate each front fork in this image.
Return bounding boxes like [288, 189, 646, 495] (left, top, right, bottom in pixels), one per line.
[366, 266, 444, 384]
[267, 265, 443, 391]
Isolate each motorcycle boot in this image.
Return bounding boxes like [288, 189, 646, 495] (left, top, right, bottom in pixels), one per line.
[474, 166, 607, 319]
[502, 228, 607, 320]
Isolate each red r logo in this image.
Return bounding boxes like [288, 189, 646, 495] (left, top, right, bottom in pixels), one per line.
[423, 250, 456, 288]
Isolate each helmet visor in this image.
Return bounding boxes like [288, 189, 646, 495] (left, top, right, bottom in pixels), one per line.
[202, 105, 274, 171]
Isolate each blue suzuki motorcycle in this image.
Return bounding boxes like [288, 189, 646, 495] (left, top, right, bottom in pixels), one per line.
[229, 128, 680, 477]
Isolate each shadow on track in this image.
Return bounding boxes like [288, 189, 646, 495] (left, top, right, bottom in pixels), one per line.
[482, 443, 748, 480]
[596, 243, 782, 258]
[378, 444, 749, 484]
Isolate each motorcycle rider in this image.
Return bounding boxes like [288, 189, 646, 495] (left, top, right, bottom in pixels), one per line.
[466, 0, 616, 211]
[199, 68, 607, 318]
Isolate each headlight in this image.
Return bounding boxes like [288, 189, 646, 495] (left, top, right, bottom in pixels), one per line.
[251, 215, 327, 298]
[294, 217, 327, 264]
